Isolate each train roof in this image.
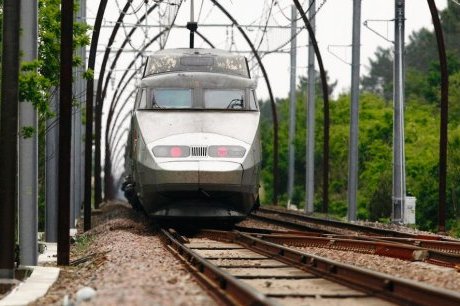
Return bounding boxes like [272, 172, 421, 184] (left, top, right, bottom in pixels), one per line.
[144, 48, 250, 79]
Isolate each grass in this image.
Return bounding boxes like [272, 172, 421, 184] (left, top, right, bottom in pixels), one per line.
[73, 234, 93, 254]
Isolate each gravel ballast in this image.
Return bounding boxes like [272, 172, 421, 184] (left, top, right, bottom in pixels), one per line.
[31, 202, 215, 306]
[294, 246, 460, 291]
[28, 203, 460, 305]
[239, 215, 460, 291]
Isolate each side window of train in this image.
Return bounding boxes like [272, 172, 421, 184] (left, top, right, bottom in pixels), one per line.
[152, 88, 192, 108]
[249, 90, 258, 110]
[204, 89, 245, 109]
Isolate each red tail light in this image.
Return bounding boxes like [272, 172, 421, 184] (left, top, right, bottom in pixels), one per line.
[170, 146, 183, 157]
[209, 146, 246, 158]
[217, 147, 228, 157]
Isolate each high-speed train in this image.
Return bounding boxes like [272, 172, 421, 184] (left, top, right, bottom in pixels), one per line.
[123, 48, 261, 222]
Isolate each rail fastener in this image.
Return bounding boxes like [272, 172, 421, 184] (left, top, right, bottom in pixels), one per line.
[230, 231, 460, 306]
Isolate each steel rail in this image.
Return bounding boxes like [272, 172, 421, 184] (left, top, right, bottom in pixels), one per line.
[227, 231, 460, 306]
[163, 226, 460, 305]
[238, 224, 460, 252]
[234, 225, 314, 236]
[160, 228, 275, 306]
[253, 233, 460, 268]
[345, 235, 460, 253]
[251, 209, 336, 234]
[237, 223, 460, 267]
[255, 207, 445, 239]
[163, 228, 389, 304]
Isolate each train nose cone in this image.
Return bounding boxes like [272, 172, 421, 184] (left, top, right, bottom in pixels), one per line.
[155, 161, 243, 186]
[198, 161, 243, 185]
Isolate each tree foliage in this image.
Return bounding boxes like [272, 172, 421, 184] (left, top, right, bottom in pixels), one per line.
[0, 0, 90, 230]
[362, 3, 460, 103]
[18, 0, 91, 119]
[260, 3, 460, 236]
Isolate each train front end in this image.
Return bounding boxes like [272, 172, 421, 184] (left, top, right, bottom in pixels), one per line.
[125, 49, 261, 222]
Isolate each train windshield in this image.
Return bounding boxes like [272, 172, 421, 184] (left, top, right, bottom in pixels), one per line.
[152, 89, 192, 108]
[143, 88, 258, 110]
[204, 89, 245, 109]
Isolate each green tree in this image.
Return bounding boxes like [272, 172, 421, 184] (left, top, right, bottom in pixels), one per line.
[361, 47, 393, 101]
[22, 0, 90, 230]
[362, 3, 460, 103]
[260, 87, 460, 235]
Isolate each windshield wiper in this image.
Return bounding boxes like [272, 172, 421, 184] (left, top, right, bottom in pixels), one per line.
[226, 97, 244, 109]
[152, 102, 164, 109]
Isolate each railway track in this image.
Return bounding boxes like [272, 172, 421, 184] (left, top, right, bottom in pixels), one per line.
[251, 207, 460, 268]
[253, 207, 449, 239]
[161, 228, 460, 306]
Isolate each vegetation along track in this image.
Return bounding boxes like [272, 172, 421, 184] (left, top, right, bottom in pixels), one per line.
[160, 228, 460, 306]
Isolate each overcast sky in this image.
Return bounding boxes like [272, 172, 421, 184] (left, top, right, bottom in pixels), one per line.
[88, 0, 449, 100]
[87, 0, 450, 175]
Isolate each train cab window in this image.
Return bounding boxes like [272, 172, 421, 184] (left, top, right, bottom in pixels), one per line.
[152, 89, 192, 108]
[204, 89, 245, 109]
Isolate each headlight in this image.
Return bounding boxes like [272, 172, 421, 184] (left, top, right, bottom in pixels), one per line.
[208, 145, 246, 158]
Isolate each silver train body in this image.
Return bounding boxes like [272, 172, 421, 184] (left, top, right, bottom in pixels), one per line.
[124, 48, 261, 221]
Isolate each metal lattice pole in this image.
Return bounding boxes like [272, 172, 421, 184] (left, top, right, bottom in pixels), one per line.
[19, 0, 39, 265]
[305, 0, 316, 214]
[46, 91, 59, 242]
[294, 0, 330, 214]
[427, 0, 448, 233]
[0, 0, 21, 279]
[347, 0, 362, 221]
[392, 0, 406, 224]
[57, 0, 74, 266]
[287, 5, 297, 208]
